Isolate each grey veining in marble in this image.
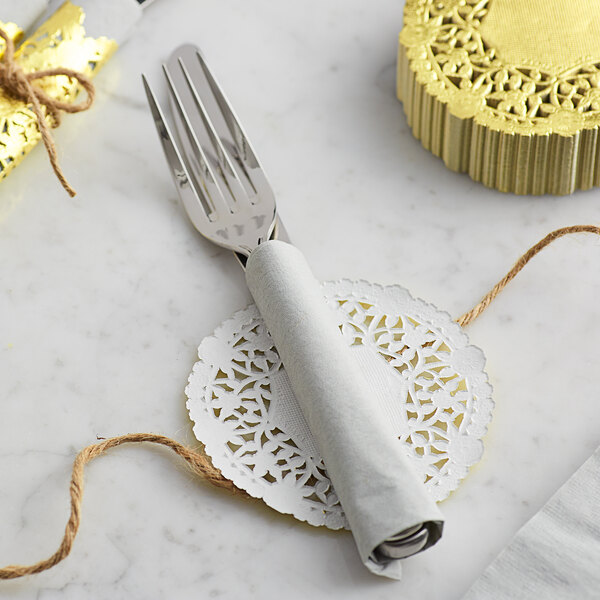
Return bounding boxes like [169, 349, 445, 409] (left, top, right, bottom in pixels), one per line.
[0, 0, 599, 598]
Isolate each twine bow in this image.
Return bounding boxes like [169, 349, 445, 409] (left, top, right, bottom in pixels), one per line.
[0, 27, 96, 197]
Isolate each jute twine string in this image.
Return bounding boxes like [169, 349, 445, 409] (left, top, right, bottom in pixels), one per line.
[0, 27, 95, 198]
[0, 224, 598, 580]
[456, 224, 600, 327]
[0, 433, 247, 580]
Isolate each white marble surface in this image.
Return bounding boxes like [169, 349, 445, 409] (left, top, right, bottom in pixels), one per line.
[0, 0, 599, 598]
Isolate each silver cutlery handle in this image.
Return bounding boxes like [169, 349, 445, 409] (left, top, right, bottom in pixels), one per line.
[245, 240, 443, 575]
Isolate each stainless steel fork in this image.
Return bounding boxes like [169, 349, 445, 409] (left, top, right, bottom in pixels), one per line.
[144, 45, 279, 265]
[143, 45, 442, 570]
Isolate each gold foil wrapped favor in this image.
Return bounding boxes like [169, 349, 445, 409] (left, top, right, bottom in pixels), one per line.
[0, 1, 117, 183]
[397, 0, 600, 195]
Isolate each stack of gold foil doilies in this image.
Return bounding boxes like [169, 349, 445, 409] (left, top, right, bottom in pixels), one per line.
[397, 0, 600, 195]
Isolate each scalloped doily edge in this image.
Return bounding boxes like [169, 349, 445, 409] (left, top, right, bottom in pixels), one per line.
[186, 279, 494, 529]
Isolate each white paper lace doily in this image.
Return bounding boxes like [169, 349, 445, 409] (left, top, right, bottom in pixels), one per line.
[186, 280, 493, 530]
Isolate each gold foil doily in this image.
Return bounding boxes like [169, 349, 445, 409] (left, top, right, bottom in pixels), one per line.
[0, 2, 117, 183]
[397, 0, 600, 195]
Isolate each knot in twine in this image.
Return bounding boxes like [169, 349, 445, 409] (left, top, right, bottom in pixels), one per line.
[0, 27, 95, 197]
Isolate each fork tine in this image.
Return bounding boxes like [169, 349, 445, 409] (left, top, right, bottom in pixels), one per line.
[142, 75, 211, 229]
[162, 64, 232, 220]
[177, 58, 250, 208]
[146, 46, 278, 256]
[194, 50, 275, 203]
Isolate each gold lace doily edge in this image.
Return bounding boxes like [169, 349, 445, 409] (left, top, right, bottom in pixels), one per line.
[0, 2, 118, 185]
[0, 21, 24, 47]
[397, 42, 600, 196]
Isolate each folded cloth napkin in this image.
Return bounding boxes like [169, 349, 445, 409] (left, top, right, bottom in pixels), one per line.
[245, 241, 444, 579]
[462, 445, 600, 599]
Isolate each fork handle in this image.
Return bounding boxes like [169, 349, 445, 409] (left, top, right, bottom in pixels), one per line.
[245, 240, 443, 578]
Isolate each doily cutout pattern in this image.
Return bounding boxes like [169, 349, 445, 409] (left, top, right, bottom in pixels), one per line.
[398, 0, 600, 194]
[400, 0, 600, 134]
[186, 280, 493, 529]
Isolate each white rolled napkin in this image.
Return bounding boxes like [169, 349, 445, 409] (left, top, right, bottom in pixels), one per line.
[0, 0, 143, 45]
[0, 0, 49, 29]
[245, 240, 444, 579]
[462, 445, 600, 599]
[44, 0, 142, 44]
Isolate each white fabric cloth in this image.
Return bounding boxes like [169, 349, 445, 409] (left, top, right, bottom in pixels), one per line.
[245, 241, 444, 579]
[463, 446, 600, 599]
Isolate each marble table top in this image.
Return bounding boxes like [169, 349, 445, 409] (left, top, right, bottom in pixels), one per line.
[0, 0, 599, 598]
